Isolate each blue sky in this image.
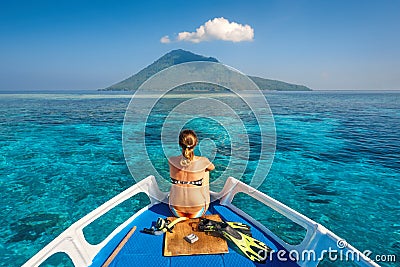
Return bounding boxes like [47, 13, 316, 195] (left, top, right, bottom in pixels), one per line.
[1, 0, 399, 90]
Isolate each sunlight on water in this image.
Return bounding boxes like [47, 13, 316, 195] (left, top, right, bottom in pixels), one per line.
[0, 91, 399, 266]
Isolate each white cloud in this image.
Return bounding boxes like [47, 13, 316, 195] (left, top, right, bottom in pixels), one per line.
[160, 35, 171, 44]
[160, 17, 254, 44]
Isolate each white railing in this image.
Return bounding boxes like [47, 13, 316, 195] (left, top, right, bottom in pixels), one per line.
[23, 176, 167, 267]
[212, 177, 379, 267]
[24, 175, 378, 267]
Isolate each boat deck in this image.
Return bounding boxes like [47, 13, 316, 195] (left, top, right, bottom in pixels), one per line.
[90, 202, 299, 267]
[23, 176, 377, 267]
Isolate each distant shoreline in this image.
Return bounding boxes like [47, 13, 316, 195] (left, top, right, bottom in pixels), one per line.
[1, 89, 400, 95]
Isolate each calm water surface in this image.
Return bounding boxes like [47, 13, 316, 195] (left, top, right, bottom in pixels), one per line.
[0, 91, 399, 266]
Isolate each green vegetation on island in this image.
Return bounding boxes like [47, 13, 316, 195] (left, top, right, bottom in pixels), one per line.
[100, 49, 311, 91]
[248, 76, 311, 91]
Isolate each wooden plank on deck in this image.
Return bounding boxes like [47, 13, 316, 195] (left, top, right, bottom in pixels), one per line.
[164, 214, 228, 256]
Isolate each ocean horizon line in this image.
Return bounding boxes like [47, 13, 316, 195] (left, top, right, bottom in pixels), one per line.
[1, 89, 400, 94]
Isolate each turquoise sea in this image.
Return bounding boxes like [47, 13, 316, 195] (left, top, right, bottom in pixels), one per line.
[0, 91, 399, 266]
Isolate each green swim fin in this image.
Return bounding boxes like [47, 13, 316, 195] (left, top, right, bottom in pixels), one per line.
[226, 221, 252, 237]
[198, 218, 271, 262]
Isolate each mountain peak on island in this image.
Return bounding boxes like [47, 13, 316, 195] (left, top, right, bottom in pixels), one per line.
[103, 49, 219, 91]
[102, 49, 311, 91]
[161, 49, 219, 65]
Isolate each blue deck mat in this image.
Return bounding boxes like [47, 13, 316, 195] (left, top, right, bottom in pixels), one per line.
[90, 202, 299, 267]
